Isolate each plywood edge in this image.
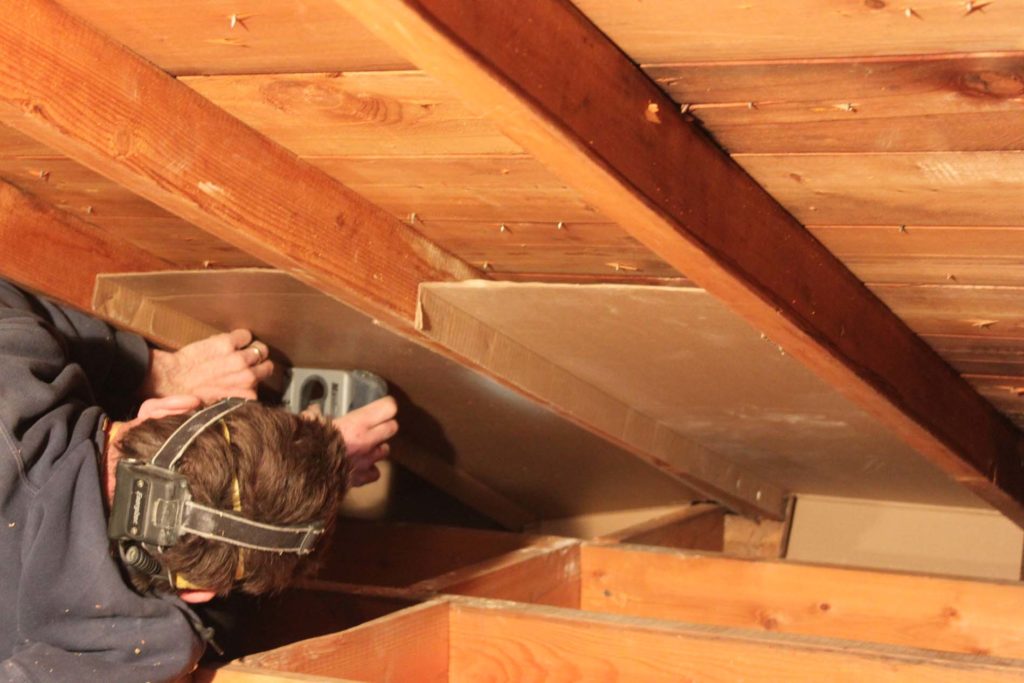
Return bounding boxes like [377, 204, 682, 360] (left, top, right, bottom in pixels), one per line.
[92, 273, 223, 349]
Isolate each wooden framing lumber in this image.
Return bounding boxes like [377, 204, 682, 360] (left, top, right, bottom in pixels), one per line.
[415, 538, 580, 608]
[240, 601, 449, 681]
[579, 544, 1024, 659]
[596, 503, 725, 551]
[0, 180, 170, 311]
[0, 0, 478, 329]
[223, 596, 1024, 682]
[448, 598, 1024, 683]
[338, 0, 1024, 525]
[196, 665, 361, 683]
[294, 522, 1024, 660]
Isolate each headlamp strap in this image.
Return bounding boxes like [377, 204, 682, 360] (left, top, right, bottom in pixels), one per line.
[181, 503, 324, 554]
[151, 397, 247, 471]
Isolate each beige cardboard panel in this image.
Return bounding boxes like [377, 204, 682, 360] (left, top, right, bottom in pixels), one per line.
[93, 270, 696, 518]
[787, 495, 1024, 580]
[423, 281, 984, 507]
[416, 286, 788, 517]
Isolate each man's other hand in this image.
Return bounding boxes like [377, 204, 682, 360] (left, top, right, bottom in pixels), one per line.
[331, 396, 398, 487]
[141, 329, 273, 403]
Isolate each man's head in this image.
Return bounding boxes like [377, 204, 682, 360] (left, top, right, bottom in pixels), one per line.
[111, 399, 348, 599]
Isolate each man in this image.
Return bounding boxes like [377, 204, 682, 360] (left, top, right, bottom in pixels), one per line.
[0, 279, 397, 681]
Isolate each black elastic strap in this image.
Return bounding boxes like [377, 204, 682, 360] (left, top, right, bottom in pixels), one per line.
[151, 398, 247, 470]
[181, 502, 324, 554]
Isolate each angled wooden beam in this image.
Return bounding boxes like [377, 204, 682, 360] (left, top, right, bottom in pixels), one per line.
[338, 0, 1024, 524]
[0, 180, 170, 310]
[0, 0, 477, 329]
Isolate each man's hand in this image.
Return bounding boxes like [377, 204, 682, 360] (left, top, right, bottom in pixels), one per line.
[331, 396, 398, 487]
[141, 329, 273, 403]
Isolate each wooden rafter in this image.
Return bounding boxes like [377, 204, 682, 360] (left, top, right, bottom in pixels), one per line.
[338, 0, 1024, 524]
[0, 180, 170, 310]
[0, 0, 477, 330]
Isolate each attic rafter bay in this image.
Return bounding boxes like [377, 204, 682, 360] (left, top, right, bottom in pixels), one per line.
[0, 0, 477, 328]
[337, 0, 1024, 524]
[0, 0, 790, 517]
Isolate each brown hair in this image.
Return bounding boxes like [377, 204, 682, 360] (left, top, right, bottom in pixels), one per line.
[118, 402, 348, 595]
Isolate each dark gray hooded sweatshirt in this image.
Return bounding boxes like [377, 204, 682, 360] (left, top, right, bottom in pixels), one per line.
[0, 281, 202, 682]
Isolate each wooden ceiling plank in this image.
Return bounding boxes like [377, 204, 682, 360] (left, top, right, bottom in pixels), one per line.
[181, 71, 521, 157]
[925, 335, 1024, 376]
[811, 226, 1024, 259]
[648, 53, 1024, 154]
[875, 284, 1024, 338]
[58, 0, 412, 76]
[573, 0, 1024, 64]
[336, 0, 1024, 523]
[844, 258, 1024, 288]
[737, 152, 1024, 226]
[0, 180, 170, 310]
[0, 0, 477, 328]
